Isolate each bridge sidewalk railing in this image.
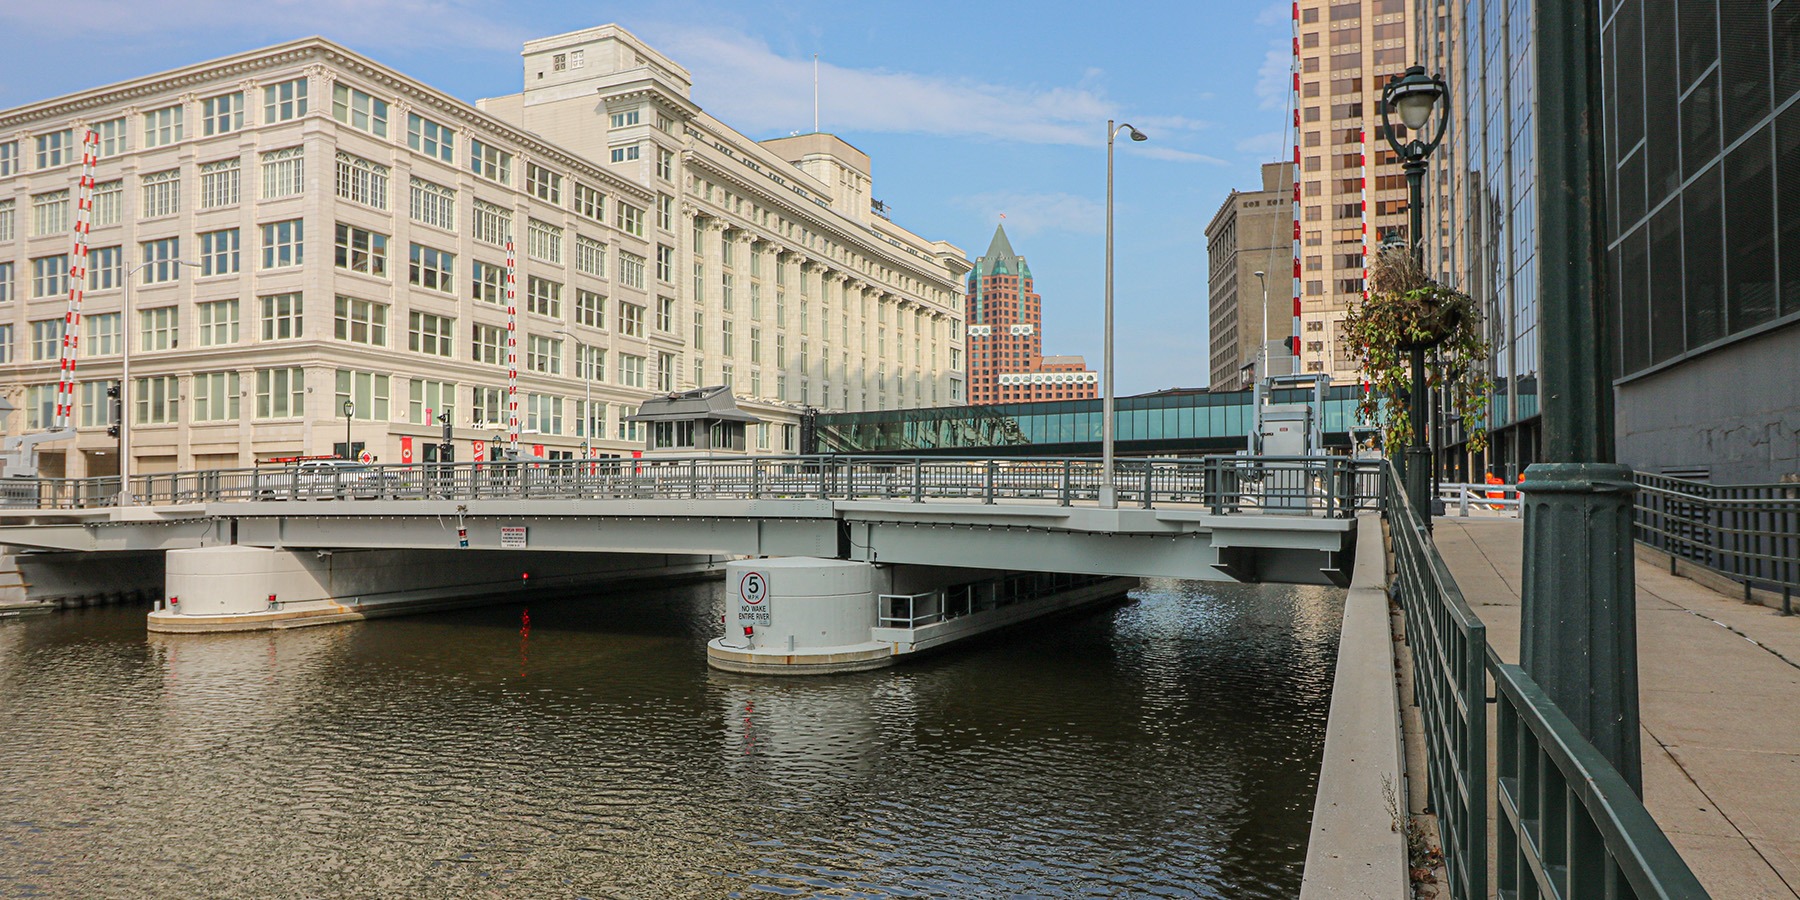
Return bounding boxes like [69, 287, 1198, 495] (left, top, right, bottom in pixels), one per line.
[1, 455, 1387, 516]
[1386, 459, 1711, 900]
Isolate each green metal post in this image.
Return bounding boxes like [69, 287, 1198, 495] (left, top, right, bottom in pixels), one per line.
[1521, 0, 1641, 793]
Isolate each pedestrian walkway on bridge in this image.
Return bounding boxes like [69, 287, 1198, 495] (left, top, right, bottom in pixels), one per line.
[1434, 517, 1800, 899]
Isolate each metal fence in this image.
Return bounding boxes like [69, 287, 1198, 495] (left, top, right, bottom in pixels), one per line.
[1634, 472, 1800, 608]
[1386, 460, 1711, 900]
[0, 455, 1385, 516]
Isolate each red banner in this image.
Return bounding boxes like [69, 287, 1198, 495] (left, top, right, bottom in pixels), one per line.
[532, 444, 545, 458]
[400, 436, 413, 463]
[472, 439, 486, 461]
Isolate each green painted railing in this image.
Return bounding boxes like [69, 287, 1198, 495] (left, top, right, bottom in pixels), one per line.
[1385, 460, 1711, 900]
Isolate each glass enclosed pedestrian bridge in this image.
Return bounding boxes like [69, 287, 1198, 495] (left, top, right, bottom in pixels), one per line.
[807, 385, 1372, 456]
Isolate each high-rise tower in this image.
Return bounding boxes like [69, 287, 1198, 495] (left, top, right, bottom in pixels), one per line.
[963, 225, 1096, 404]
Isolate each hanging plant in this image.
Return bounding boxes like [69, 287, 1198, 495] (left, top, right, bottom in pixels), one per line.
[1342, 244, 1493, 453]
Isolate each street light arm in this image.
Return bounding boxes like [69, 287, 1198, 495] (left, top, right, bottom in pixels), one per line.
[1423, 77, 1451, 157]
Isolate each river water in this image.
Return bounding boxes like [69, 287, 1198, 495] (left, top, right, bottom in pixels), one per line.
[0, 578, 1343, 899]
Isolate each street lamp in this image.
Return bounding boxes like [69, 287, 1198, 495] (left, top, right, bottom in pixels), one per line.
[1380, 65, 1449, 527]
[341, 400, 355, 460]
[118, 257, 199, 505]
[1102, 119, 1147, 509]
[555, 329, 592, 459]
[1252, 269, 1269, 384]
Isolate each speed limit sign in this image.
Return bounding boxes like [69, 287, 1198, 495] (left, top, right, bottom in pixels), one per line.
[738, 571, 770, 625]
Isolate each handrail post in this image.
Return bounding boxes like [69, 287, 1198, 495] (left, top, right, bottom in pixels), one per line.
[1141, 461, 1153, 509]
[912, 459, 923, 503]
[1061, 459, 1073, 507]
[984, 459, 996, 505]
[752, 458, 763, 499]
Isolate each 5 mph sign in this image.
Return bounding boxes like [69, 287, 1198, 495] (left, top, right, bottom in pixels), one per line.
[738, 571, 771, 626]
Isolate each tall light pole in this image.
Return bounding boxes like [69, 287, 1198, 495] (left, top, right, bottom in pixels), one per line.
[1380, 65, 1449, 528]
[118, 257, 198, 505]
[1252, 269, 1268, 383]
[342, 400, 355, 459]
[555, 329, 591, 458]
[1102, 119, 1147, 509]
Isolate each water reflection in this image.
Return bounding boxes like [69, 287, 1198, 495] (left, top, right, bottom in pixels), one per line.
[0, 577, 1341, 899]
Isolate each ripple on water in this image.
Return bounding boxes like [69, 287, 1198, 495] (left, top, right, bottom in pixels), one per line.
[0, 578, 1341, 899]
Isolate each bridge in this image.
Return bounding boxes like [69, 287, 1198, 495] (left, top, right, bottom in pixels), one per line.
[0, 454, 1379, 669]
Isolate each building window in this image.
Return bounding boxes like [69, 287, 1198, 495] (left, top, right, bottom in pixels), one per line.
[472, 387, 506, 426]
[260, 292, 302, 340]
[409, 177, 455, 230]
[3, 197, 23, 239]
[471, 323, 506, 364]
[656, 351, 675, 391]
[618, 302, 644, 337]
[263, 78, 308, 122]
[409, 311, 454, 356]
[334, 224, 388, 276]
[616, 202, 644, 236]
[256, 367, 305, 419]
[94, 118, 127, 157]
[750, 327, 762, 363]
[656, 245, 674, 283]
[261, 219, 304, 269]
[527, 276, 561, 317]
[134, 375, 179, 424]
[407, 113, 454, 162]
[693, 310, 705, 350]
[139, 239, 180, 285]
[199, 228, 239, 276]
[527, 394, 562, 435]
[79, 381, 112, 428]
[657, 194, 673, 231]
[29, 319, 60, 361]
[335, 369, 391, 421]
[197, 299, 239, 346]
[527, 219, 563, 264]
[191, 371, 240, 421]
[138, 306, 177, 351]
[261, 147, 304, 200]
[469, 139, 511, 183]
[721, 273, 733, 310]
[618, 405, 643, 442]
[618, 353, 645, 388]
[575, 290, 604, 328]
[575, 235, 606, 278]
[333, 295, 388, 346]
[610, 144, 640, 164]
[656, 148, 673, 181]
[722, 320, 735, 357]
[656, 296, 674, 332]
[472, 261, 504, 304]
[35, 130, 71, 169]
[89, 246, 122, 290]
[142, 169, 182, 219]
[609, 109, 640, 128]
[575, 400, 603, 439]
[553, 53, 568, 72]
[199, 158, 240, 209]
[574, 183, 604, 221]
[332, 84, 388, 136]
[527, 164, 562, 204]
[619, 252, 645, 289]
[335, 151, 388, 208]
[409, 244, 454, 292]
[408, 379, 455, 424]
[201, 92, 243, 136]
[472, 200, 511, 246]
[527, 335, 562, 374]
[33, 190, 69, 236]
[575, 344, 605, 381]
[142, 105, 183, 148]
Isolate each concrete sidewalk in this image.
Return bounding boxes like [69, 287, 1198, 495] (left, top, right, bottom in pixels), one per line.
[1433, 517, 1800, 899]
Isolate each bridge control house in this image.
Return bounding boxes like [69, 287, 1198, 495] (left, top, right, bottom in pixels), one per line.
[0, 27, 968, 479]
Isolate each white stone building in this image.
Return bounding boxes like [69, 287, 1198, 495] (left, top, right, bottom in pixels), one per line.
[0, 28, 967, 478]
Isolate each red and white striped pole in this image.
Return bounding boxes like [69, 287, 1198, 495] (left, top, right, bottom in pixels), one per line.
[1290, 0, 1304, 365]
[53, 128, 99, 429]
[504, 238, 520, 450]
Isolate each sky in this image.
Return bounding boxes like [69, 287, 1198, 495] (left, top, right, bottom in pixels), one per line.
[0, 0, 1296, 395]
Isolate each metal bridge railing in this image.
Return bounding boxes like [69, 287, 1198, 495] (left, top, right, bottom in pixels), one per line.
[1385, 460, 1710, 900]
[1634, 472, 1800, 610]
[0, 455, 1386, 515]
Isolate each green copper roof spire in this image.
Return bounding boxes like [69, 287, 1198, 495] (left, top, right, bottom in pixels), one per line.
[985, 223, 1016, 262]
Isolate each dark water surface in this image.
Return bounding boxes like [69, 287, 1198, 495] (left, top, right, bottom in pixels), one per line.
[0, 578, 1343, 899]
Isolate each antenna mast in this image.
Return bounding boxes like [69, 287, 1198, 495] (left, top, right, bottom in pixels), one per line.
[813, 54, 820, 133]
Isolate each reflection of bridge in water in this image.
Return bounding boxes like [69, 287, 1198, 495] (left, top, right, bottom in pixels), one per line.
[808, 385, 1369, 456]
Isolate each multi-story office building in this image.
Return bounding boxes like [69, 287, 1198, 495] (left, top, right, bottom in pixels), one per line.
[1294, 0, 1416, 383]
[1427, 0, 1799, 484]
[1206, 161, 1296, 390]
[961, 224, 1096, 404]
[478, 26, 968, 416]
[0, 28, 968, 478]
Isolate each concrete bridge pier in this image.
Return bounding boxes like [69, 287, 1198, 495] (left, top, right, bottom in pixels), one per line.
[149, 545, 723, 633]
[706, 558, 1134, 674]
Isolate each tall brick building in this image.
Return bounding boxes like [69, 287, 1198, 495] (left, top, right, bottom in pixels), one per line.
[963, 224, 1096, 404]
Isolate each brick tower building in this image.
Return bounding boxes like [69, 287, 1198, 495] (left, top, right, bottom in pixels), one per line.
[964, 224, 1097, 404]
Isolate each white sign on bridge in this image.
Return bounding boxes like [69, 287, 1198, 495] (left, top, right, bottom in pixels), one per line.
[738, 570, 770, 626]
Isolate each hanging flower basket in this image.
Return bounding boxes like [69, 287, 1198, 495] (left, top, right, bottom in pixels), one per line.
[1343, 245, 1493, 453]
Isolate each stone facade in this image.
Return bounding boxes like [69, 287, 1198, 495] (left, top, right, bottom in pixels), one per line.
[1206, 162, 1295, 391]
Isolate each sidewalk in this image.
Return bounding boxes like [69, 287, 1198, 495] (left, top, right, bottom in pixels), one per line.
[1433, 517, 1800, 899]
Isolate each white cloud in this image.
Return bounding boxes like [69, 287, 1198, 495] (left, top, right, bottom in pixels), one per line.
[1128, 144, 1228, 165]
[1235, 130, 1287, 157]
[0, 0, 526, 53]
[957, 192, 1106, 237]
[1255, 1, 1291, 27]
[1256, 39, 1294, 111]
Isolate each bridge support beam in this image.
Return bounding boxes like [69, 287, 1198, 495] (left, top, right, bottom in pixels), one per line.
[705, 558, 1134, 675]
[149, 546, 723, 633]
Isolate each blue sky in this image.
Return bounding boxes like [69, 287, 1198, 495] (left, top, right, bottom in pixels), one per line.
[0, 0, 1293, 394]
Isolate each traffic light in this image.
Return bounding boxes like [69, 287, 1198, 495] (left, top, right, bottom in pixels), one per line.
[438, 443, 455, 463]
[106, 425, 119, 438]
[437, 411, 452, 444]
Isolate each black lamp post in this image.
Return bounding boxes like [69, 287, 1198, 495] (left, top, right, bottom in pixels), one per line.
[341, 400, 355, 460]
[1380, 65, 1450, 528]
